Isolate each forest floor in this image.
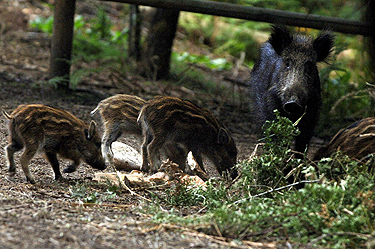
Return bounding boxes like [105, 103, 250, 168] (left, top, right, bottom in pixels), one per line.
[0, 1, 325, 248]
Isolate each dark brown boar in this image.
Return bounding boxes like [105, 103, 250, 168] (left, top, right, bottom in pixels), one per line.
[248, 26, 334, 154]
[137, 96, 238, 179]
[3, 104, 106, 184]
[90, 94, 146, 166]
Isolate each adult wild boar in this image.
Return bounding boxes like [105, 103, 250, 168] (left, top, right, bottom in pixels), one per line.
[3, 104, 106, 183]
[248, 26, 334, 154]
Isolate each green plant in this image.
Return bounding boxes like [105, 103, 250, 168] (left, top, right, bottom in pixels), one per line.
[69, 181, 118, 204]
[237, 110, 303, 192]
[173, 52, 232, 71]
[144, 107, 375, 248]
[170, 53, 236, 99]
[317, 37, 375, 139]
[30, 8, 129, 89]
[70, 184, 99, 204]
[30, 16, 54, 34]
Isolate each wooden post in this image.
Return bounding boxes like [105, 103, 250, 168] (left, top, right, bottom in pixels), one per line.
[128, 5, 141, 62]
[145, 9, 180, 80]
[366, 0, 375, 82]
[49, 0, 76, 91]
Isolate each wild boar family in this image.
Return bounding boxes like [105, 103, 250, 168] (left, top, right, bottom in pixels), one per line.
[92, 95, 238, 179]
[3, 26, 334, 183]
[3, 95, 238, 183]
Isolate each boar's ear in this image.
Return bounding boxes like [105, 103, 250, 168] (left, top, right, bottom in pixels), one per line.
[86, 120, 97, 140]
[269, 25, 292, 55]
[313, 33, 334, 62]
[217, 127, 229, 144]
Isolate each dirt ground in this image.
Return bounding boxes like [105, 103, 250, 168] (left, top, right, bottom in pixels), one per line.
[0, 1, 326, 248]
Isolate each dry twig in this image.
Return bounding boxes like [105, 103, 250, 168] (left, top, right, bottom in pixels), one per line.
[109, 163, 152, 203]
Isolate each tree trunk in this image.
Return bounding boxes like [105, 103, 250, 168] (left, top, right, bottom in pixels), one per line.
[128, 5, 141, 62]
[365, 0, 374, 81]
[49, 0, 76, 92]
[144, 8, 180, 80]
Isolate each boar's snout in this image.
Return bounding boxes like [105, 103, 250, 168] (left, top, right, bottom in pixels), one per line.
[283, 100, 303, 115]
[85, 148, 106, 170]
[87, 156, 107, 170]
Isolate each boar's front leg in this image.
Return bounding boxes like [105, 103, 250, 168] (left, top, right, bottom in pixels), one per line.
[45, 152, 62, 180]
[140, 129, 153, 172]
[191, 149, 206, 173]
[147, 137, 165, 173]
[20, 147, 37, 184]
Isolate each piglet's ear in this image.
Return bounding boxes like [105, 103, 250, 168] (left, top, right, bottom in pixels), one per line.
[269, 25, 292, 55]
[86, 120, 97, 140]
[217, 127, 229, 144]
[313, 33, 334, 62]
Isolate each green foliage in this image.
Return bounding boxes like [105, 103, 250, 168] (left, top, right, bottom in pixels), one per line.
[162, 183, 206, 207]
[153, 178, 230, 209]
[214, 26, 260, 63]
[317, 151, 373, 181]
[170, 53, 235, 98]
[174, 52, 232, 70]
[317, 39, 375, 138]
[70, 184, 99, 204]
[237, 110, 302, 190]
[72, 9, 128, 62]
[30, 16, 54, 34]
[146, 110, 375, 248]
[30, 7, 129, 88]
[178, 12, 265, 65]
[261, 110, 301, 154]
[69, 181, 117, 204]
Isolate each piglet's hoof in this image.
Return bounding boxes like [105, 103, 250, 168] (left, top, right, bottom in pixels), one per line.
[27, 178, 36, 184]
[63, 166, 76, 173]
[54, 175, 63, 181]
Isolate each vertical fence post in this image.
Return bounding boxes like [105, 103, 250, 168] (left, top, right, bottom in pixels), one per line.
[49, 0, 76, 91]
[129, 5, 141, 62]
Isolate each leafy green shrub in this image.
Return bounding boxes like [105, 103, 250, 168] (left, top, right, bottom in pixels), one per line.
[146, 108, 375, 248]
[237, 110, 303, 193]
[173, 52, 232, 70]
[72, 9, 128, 62]
[30, 16, 54, 34]
[30, 7, 129, 88]
[213, 21, 261, 63]
[317, 37, 375, 139]
[69, 181, 117, 204]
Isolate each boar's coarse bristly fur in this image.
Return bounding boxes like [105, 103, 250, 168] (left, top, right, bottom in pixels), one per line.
[90, 94, 146, 166]
[313, 117, 375, 161]
[137, 96, 238, 179]
[248, 25, 334, 154]
[3, 104, 106, 183]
